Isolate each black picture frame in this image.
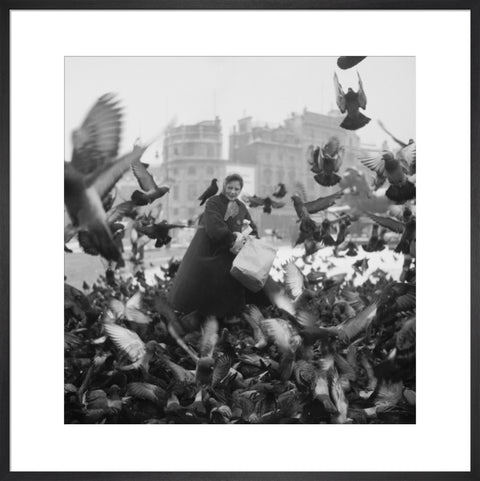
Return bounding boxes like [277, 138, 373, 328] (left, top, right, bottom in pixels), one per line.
[1, 1, 478, 480]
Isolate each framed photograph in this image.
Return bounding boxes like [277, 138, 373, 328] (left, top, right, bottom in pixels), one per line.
[2, 2, 478, 480]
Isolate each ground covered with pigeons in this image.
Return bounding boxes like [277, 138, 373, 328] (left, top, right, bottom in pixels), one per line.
[64, 253, 416, 425]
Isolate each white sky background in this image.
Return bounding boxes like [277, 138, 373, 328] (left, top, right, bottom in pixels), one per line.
[65, 56, 415, 164]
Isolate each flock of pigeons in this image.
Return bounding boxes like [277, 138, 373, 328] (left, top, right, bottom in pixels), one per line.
[64, 56, 416, 424]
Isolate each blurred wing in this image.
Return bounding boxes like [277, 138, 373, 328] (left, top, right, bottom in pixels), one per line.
[293, 181, 307, 202]
[93, 146, 148, 199]
[284, 260, 304, 299]
[377, 120, 408, 148]
[360, 154, 386, 176]
[103, 323, 145, 362]
[243, 305, 267, 347]
[102, 188, 117, 212]
[126, 291, 143, 310]
[304, 191, 343, 214]
[64, 223, 78, 243]
[365, 212, 405, 233]
[357, 72, 367, 109]
[295, 309, 316, 328]
[127, 382, 166, 404]
[211, 354, 232, 388]
[71, 93, 122, 174]
[398, 142, 416, 166]
[126, 309, 152, 325]
[109, 299, 125, 319]
[200, 316, 219, 358]
[107, 201, 137, 223]
[334, 73, 346, 113]
[260, 318, 292, 354]
[337, 302, 377, 341]
[131, 159, 158, 192]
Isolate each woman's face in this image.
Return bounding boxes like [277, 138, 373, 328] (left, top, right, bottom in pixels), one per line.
[224, 180, 242, 200]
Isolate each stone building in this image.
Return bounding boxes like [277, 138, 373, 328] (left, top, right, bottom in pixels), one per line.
[157, 117, 227, 222]
[228, 108, 362, 236]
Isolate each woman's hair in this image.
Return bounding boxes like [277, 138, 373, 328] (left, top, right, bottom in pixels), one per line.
[224, 173, 244, 188]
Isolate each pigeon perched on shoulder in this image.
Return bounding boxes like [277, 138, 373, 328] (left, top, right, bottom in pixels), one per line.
[198, 179, 219, 206]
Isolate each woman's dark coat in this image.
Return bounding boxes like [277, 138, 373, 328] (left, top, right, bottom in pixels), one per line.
[169, 193, 262, 317]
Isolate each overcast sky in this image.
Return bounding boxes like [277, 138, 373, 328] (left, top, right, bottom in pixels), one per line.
[65, 56, 415, 164]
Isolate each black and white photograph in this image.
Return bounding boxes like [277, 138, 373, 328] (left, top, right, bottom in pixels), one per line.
[63, 56, 416, 425]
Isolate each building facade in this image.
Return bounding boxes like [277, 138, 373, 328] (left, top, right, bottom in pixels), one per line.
[158, 117, 227, 223]
[228, 108, 362, 235]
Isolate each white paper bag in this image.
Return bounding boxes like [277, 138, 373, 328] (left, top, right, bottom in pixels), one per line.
[230, 237, 277, 292]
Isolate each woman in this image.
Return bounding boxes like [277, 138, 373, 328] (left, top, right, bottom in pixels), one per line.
[170, 173, 264, 319]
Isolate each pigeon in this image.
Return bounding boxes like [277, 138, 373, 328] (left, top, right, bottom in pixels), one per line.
[65, 93, 147, 262]
[377, 120, 416, 174]
[307, 138, 344, 187]
[335, 217, 351, 245]
[337, 56, 367, 70]
[198, 179, 219, 206]
[362, 224, 387, 252]
[130, 159, 170, 206]
[365, 211, 416, 255]
[136, 220, 187, 248]
[103, 323, 159, 372]
[241, 195, 285, 214]
[109, 291, 152, 325]
[291, 195, 318, 245]
[318, 219, 336, 246]
[360, 150, 415, 203]
[334, 71, 371, 131]
[272, 183, 287, 198]
[77, 201, 136, 258]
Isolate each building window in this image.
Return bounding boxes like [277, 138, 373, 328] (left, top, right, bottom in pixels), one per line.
[188, 166, 196, 175]
[172, 185, 179, 201]
[206, 166, 214, 175]
[206, 144, 214, 157]
[172, 168, 178, 176]
[188, 208, 196, 218]
[265, 152, 271, 162]
[173, 208, 179, 217]
[277, 168, 285, 182]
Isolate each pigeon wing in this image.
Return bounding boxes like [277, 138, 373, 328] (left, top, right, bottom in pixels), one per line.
[260, 318, 292, 354]
[127, 382, 166, 404]
[103, 323, 146, 362]
[360, 154, 386, 177]
[304, 191, 343, 214]
[337, 302, 377, 341]
[107, 201, 137, 223]
[284, 260, 304, 299]
[365, 212, 405, 233]
[93, 145, 148, 199]
[334, 73, 346, 113]
[131, 159, 158, 192]
[357, 72, 367, 109]
[71, 93, 122, 174]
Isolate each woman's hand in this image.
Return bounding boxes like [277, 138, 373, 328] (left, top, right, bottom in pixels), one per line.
[230, 232, 247, 255]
